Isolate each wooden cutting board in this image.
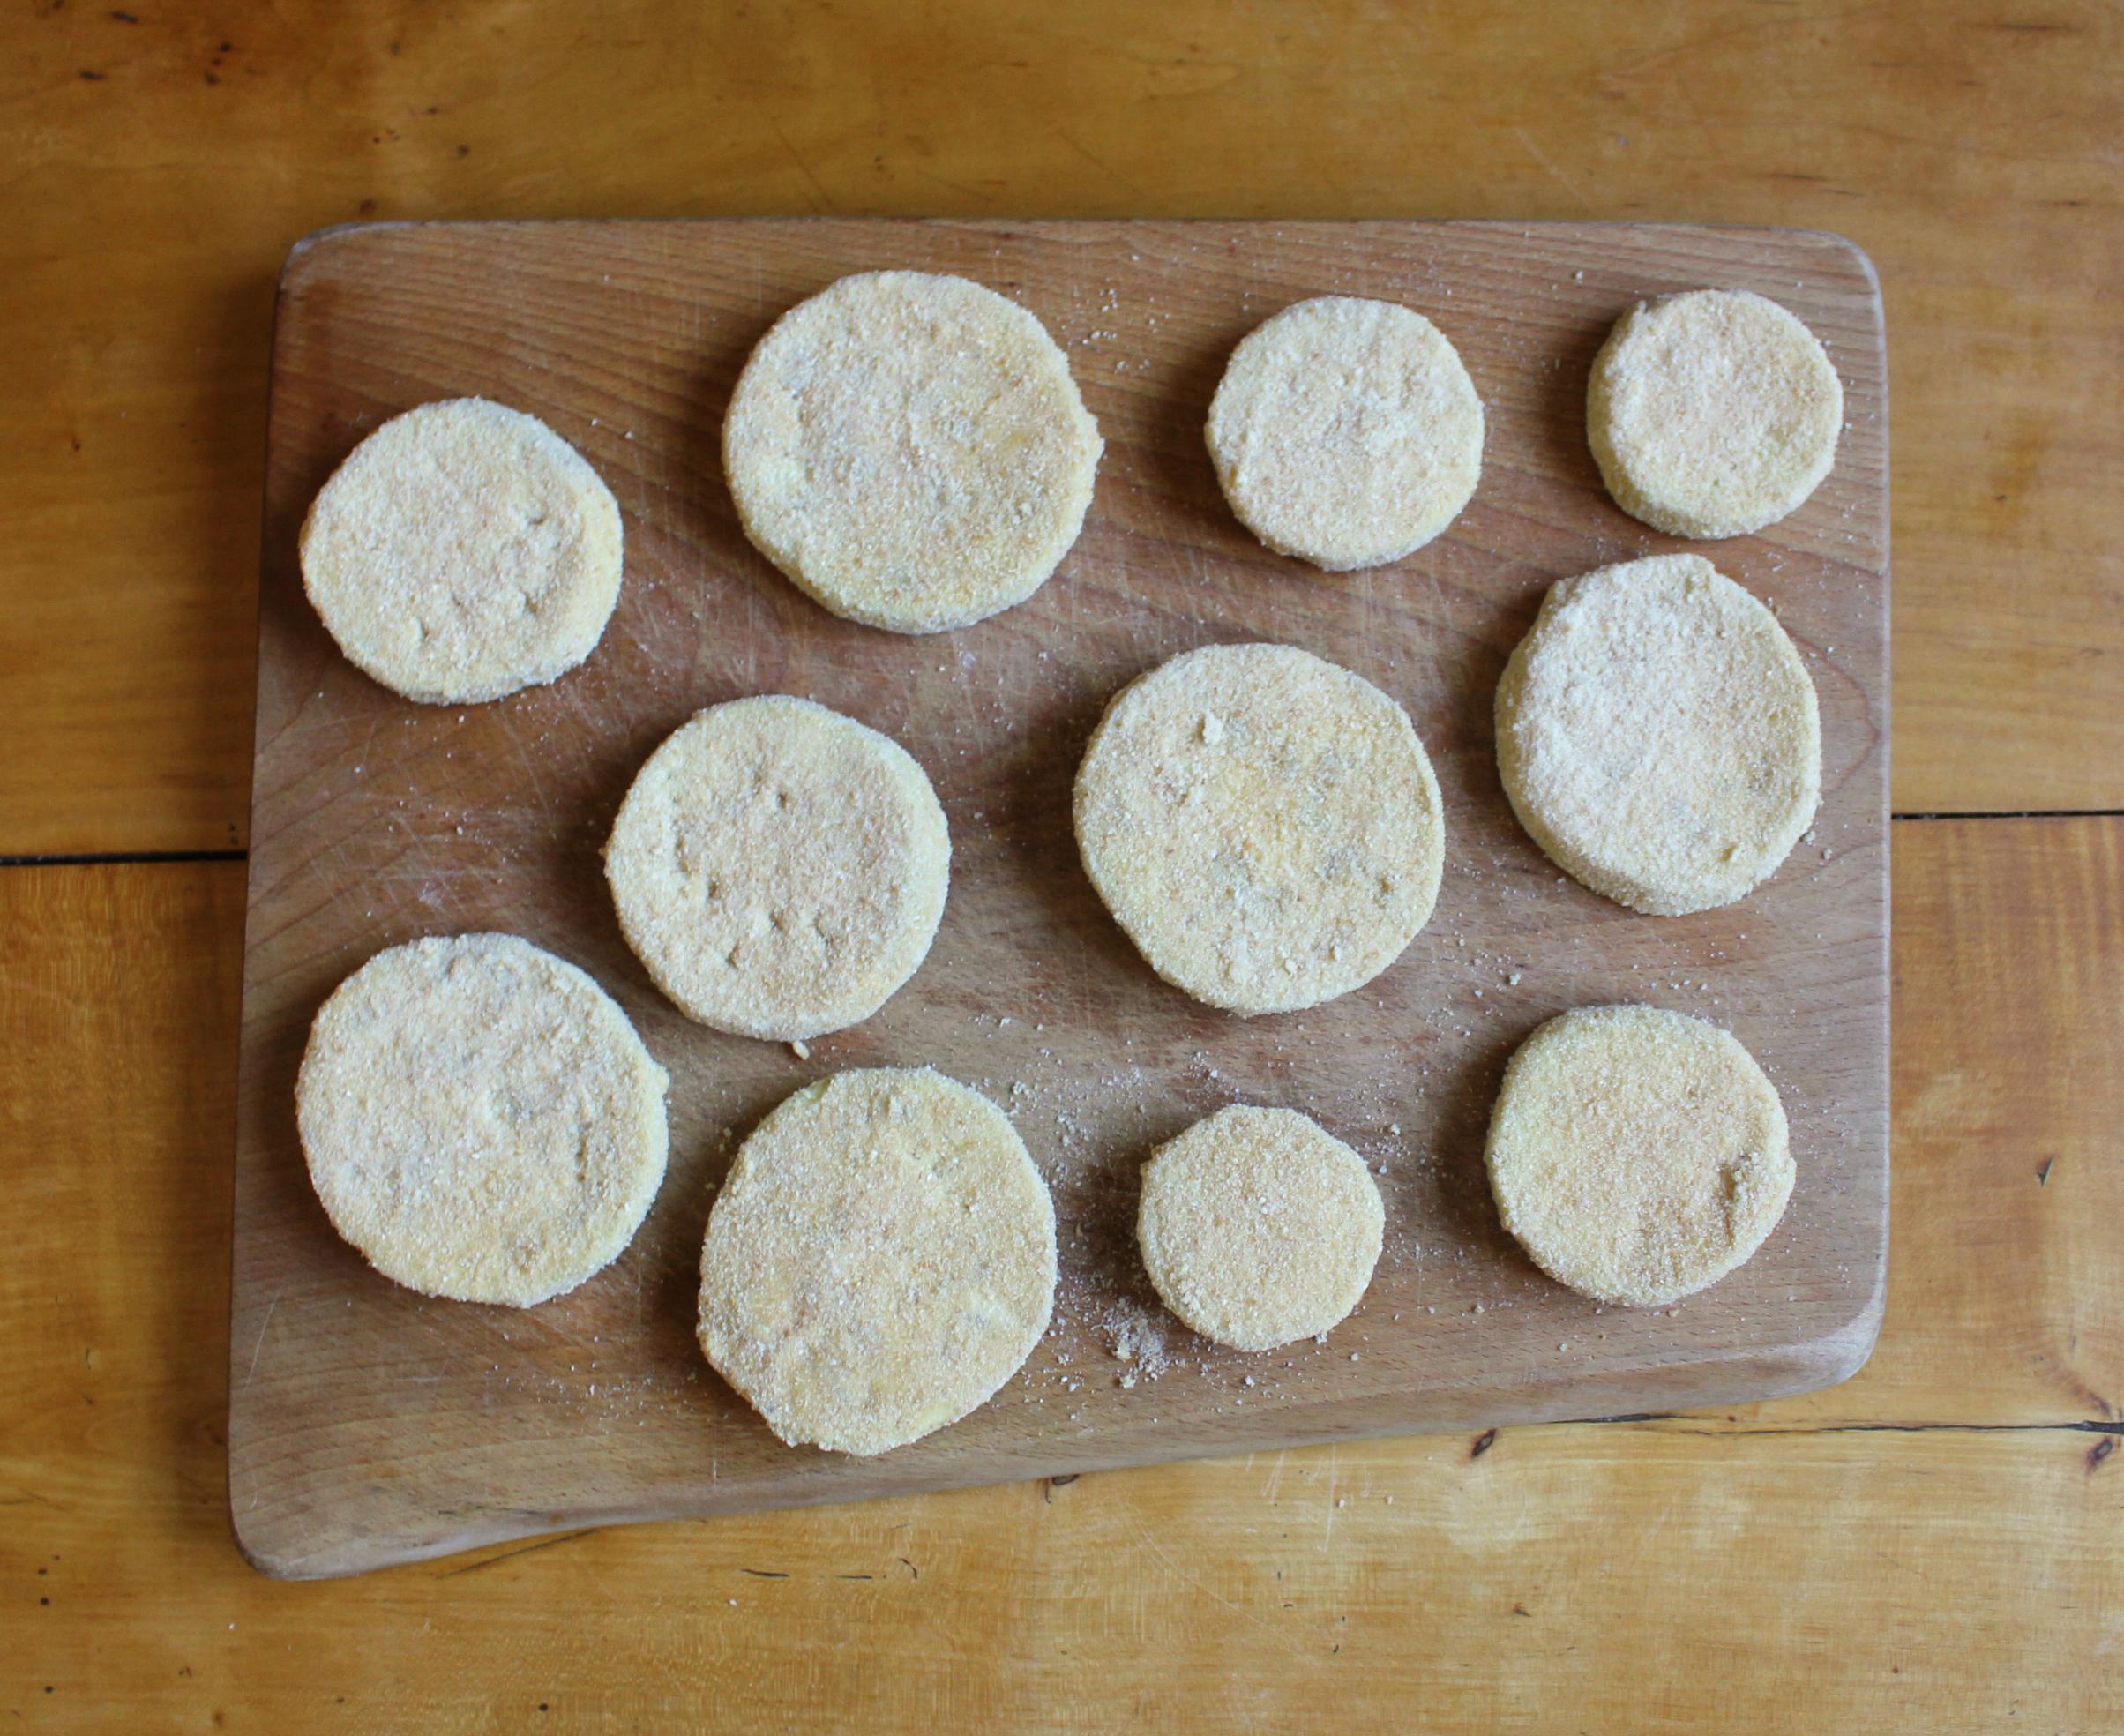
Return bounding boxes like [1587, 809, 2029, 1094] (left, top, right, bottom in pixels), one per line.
[230, 220, 1888, 1579]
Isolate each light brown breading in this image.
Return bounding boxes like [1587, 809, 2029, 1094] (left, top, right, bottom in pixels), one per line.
[1588, 288, 1842, 540]
[1137, 1105, 1384, 1352]
[1074, 642, 1444, 1015]
[604, 697, 949, 1041]
[1486, 1006, 1793, 1307]
[722, 272, 1102, 633]
[296, 933, 669, 1307]
[1496, 554, 1820, 916]
[698, 1068, 1057, 1456]
[299, 397, 624, 704]
[1207, 296, 1484, 571]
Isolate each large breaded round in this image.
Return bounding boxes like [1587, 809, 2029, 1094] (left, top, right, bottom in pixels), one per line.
[698, 1068, 1057, 1456]
[1486, 1006, 1794, 1306]
[1137, 1105, 1384, 1352]
[1588, 288, 1842, 539]
[1206, 296, 1484, 571]
[1495, 554, 1820, 917]
[295, 933, 669, 1307]
[722, 272, 1103, 633]
[604, 696, 950, 1042]
[299, 398, 624, 703]
[1074, 642, 1444, 1015]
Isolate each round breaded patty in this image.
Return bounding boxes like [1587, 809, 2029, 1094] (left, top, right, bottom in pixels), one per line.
[1496, 554, 1820, 916]
[723, 272, 1102, 632]
[1075, 642, 1444, 1014]
[300, 398, 624, 704]
[604, 696, 950, 1042]
[698, 1068, 1057, 1455]
[1486, 1005, 1793, 1306]
[1588, 288, 1842, 540]
[1138, 1105, 1384, 1351]
[296, 933, 669, 1307]
[1207, 296, 1484, 571]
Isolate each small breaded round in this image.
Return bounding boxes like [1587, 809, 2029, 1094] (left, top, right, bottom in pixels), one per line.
[1588, 288, 1842, 539]
[1138, 1105, 1384, 1351]
[1486, 1005, 1793, 1306]
[723, 272, 1102, 633]
[604, 696, 950, 1042]
[1207, 296, 1484, 571]
[299, 398, 624, 704]
[296, 933, 669, 1307]
[698, 1068, 1057, 1455]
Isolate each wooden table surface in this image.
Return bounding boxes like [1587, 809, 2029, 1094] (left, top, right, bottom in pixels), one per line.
[1, 1, 2116, 1728]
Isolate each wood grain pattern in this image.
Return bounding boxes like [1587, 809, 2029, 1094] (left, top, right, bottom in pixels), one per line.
[229, 219, 1887, 1577]
[2, 0, 2113, 1719]
[4, 829, 2118, 1730]
[1, 0, 2116, 857]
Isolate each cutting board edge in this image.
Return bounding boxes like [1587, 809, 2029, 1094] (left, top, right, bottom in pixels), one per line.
[228, 1281, 1886, 1581]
